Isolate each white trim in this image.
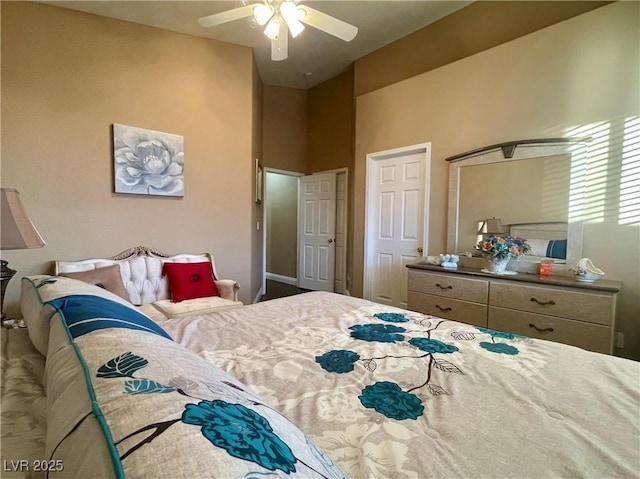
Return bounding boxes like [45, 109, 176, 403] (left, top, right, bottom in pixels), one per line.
[338, 169, 348, 294]
[252, 288, 264, 304]
[313, 167, 348, 175]
[265, 167, 305, 177]
[265, 272, 298, 286]
[364, 143, 431, 302]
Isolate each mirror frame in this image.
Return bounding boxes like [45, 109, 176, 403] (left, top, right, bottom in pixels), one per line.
[446, 138, 591, 273]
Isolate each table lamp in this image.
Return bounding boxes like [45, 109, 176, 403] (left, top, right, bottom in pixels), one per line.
[477, 217, 507, 235]
[1, 188, 45, 320]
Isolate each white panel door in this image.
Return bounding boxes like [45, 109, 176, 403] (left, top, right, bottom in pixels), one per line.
[367, 148, 428, 308]
[298, 173, 336, 291]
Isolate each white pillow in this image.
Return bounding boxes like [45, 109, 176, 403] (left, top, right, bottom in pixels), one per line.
[526, 238, 550, 257]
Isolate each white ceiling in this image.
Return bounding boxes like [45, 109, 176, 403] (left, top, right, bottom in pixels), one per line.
[43, 1, 472, 89]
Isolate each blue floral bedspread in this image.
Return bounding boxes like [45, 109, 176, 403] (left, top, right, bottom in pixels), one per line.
[161, 292, 640, 479]
[35, 277, 346, 479]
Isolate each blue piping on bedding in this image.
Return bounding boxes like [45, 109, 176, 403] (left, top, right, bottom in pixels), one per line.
[50, 306, 126, 479]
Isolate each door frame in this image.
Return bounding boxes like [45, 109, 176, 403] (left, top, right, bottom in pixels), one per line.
[262, 167, 305, 296]
[363, 143, 431, 302]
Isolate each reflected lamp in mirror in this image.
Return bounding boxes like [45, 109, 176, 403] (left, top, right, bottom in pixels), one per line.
[1, 188, 45, 320]
[477, 217, 507, 235]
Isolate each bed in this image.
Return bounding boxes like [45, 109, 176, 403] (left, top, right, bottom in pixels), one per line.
[2, 249, 639, 478]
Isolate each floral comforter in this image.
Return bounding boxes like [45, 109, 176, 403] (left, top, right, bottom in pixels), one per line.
[1, 328, 47, 479]
[16, 277, 346, 479]
[160, 292, 640, 478]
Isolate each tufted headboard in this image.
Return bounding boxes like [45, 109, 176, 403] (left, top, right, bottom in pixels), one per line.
[54, 246, 239, 305]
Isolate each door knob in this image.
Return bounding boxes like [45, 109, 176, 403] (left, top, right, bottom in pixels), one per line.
[417, 247, 423, 253]
[328, 238, 334, 243]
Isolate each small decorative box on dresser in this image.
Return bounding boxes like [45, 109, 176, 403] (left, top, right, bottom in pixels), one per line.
[406, 263, 622, 354]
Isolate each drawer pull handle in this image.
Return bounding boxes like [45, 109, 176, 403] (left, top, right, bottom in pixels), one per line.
[530, 297, 555, 306]
[435, 283, 453, 290]
[529, 323, 554, 333]
[436, 305, 452, 313]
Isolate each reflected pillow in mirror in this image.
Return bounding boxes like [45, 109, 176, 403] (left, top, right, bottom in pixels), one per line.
[527, 238, 567, 260]
[546, 239, 567, 260]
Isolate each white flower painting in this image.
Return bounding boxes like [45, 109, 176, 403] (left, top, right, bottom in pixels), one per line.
[113, 124, 184, 197]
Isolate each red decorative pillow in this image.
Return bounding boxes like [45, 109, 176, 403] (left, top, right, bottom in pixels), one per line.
[162, 262, 219, 303]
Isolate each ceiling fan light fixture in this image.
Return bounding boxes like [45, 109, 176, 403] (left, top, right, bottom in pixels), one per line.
[279, 1, 304, 38]
[264, 18, 281, 40]
[279, 1, 297, 19]
[198, 0, 359, 62]
[253, 4, 274, 26]
[285, 17, 304, 38]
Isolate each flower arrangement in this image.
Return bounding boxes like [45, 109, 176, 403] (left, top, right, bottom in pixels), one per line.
[476, 235, 531, 260]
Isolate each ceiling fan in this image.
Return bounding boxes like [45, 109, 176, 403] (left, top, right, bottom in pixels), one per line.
[198, 0, 358, 61]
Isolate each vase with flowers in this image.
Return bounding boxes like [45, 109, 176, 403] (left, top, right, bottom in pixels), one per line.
[476, 235, 531, 274]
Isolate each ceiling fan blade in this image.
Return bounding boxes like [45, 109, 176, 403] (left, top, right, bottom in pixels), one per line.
[271, 24, 289, 61]
[299, 6, 358, 42]
[198, 5, 255, 28]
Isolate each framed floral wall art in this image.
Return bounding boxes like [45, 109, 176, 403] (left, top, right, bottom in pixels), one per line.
[113, 124, 184, 197]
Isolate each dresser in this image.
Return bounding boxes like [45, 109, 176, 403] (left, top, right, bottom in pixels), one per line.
[406, 263, 621, 354]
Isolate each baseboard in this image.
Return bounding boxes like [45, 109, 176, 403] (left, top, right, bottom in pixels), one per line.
[265, 272, 298, 286]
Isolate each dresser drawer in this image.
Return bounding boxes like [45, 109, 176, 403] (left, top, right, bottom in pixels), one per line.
[489, 281, 615, 325]
[408, 270, 488, 303]
[408, 291, 487, 327]
[488, 307, 612, 354]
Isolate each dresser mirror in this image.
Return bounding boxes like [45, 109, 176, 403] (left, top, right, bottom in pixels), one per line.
[446, 138, 590, 274]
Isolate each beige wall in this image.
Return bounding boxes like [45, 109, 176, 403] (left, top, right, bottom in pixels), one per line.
[262, 86, 307, 173]
[354, 1, 611, 96]
[1, 2, 260, 311]
[265, 173, 298, 278]
[307, 68, 354, 174]
[354, 2, 639, 358]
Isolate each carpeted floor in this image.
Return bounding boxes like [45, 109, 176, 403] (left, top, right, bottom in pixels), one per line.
[260, 279, 310, 302]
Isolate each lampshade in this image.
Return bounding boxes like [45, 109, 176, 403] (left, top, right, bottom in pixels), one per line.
[477, 217, 507, 235]
[1, 188, 46, 250]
